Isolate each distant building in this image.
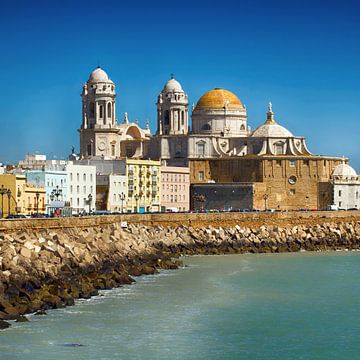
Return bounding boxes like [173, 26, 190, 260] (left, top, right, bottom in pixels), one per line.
[160, 165, 190, 212]
[332, 163, 360, 210]
[126, 159, 161, 213]
[96, 174, 127, 212]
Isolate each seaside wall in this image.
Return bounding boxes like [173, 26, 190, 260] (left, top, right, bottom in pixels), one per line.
[1, 211, 360, 327]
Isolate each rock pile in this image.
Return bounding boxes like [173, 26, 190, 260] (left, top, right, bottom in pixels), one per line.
[0, 220, 360, 327]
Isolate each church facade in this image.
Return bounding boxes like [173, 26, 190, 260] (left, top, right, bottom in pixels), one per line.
[79, 67, 356, 211]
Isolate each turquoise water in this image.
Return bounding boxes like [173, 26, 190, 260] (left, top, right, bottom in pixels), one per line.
[1, 252, 360, 359]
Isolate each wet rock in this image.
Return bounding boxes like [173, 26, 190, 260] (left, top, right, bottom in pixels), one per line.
[0, 319, 11, 329]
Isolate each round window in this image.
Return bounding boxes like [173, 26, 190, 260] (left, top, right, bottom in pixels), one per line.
[288, 176, 297, 185]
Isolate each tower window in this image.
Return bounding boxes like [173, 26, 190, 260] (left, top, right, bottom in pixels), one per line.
[99, 105, 104, 118]
[201, 123, 211, 131]
[87, 144, 92, 156]
[89, 102, 95, 117]
[181, 111, 185, 125]
[164, 110, 170, 125]
[111, 144, 116, 157]
[107, 103, 112, 118]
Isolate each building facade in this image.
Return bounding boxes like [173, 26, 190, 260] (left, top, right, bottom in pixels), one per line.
[160, 165, 190, 212]
[126, 159, 161, 213]
[332, 163, 360, 210]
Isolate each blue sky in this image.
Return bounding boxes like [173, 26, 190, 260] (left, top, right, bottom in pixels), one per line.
[0, 0, 359, 170]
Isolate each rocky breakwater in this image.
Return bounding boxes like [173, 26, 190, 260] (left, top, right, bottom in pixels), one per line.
[1, 219, 360, 328]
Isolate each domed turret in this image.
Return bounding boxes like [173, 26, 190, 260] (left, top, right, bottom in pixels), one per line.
[88, 66, 113, 83]
[252, 102, 293, 138]
[157, 75, 188, 135]
[193, 88, 244, 112]
[192, 88, 247, 136]
[333, 163, 357, 178]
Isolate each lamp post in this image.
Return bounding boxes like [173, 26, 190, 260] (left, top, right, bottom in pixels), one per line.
[87, 193, 92, 213]
[134, 194, 139, 213]
[35, 191, 40, 216]
[120, 192, 125, 213]
[51, 185, 62, 201]
[0, 185, 6, 218]
[263, 194, 268, 211]
[6, 189, 11, 217]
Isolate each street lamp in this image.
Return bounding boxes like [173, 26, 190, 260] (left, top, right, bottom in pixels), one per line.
[51, 186, 62, 201]
[263, 193, 268, 211]
[134, 194, 139, 213]
[120, 192, 125, 213]
[6, 189, 11, 217]
[35, 191, 40, 216]
[0, 185, 6, 218]
[87, 193, 92, 213]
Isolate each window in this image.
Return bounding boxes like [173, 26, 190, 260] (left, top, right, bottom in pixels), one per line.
[111, 144, 115, 157]
[289, 189, 296, 195]
[339, 190, 342, 197]
[77, 185, 79, 194]
[274, 142, 284, 155]
[99, 105, 104, 118]
[107, 103, 112, 118]
[164, 110, 170, 125]
[303, 160, 309, 166]
[70, 185, 73, 193]
[201, 123, 211, 131]
[90, 174, 93, 182]
[87, 144, 92, 156]
[289, 160, 296, 167]
[197, 142, 205, 157]
[339, 201, 342, 207]
[89, 102, 95, 117]
[90, 186, 93, 193]
[198, 171, 205, 181]
[276, 160, 282, 167]
[175, 195, 177, 202]
[77, 198, 80, 206]
[83, 173, 86, 181]
[83, 186, 86, 193]
[77, 173, 79, 181]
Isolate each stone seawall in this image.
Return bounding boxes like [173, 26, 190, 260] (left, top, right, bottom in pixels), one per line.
[1, 212, 360, 328]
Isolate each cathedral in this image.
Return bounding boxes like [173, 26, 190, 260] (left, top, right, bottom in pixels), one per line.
[79, 67, 356, 211]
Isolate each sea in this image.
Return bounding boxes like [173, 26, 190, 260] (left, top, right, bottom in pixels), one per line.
[1, 251, 360, 360]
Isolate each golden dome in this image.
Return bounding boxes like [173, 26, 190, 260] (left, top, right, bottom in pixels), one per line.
[194, 88, 243, 112]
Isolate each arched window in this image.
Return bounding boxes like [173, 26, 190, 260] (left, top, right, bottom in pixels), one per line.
[89, 102, 95, 117]
[201, 123, 211, 131]
[240, 124, 245, 131]
[164, 110, 170, 125]
[274, 142, 284, 155]
[181, 111, 185, 125]
[107, 103, 112, 118]
[99, 105, 104, 118]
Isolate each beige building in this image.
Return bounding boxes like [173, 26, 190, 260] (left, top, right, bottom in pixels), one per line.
[160, 166, 190, 212]
[126, 159, 161, 213]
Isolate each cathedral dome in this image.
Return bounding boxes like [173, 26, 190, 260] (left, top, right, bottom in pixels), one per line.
[252, 123, 293, 138]
[194, 88, 243, 112]
[88, 67, 112, 83]
[333, 163, 357, 177]
[163, 77, 183, 92]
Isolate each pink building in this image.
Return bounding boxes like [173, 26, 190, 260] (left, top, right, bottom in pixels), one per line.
[160, 166, 190, 212]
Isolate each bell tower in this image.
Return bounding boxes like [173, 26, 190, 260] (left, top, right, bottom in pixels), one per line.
[157, 75, 188, 135]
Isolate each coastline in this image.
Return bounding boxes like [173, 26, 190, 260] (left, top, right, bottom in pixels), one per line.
[1, 211, 360, 329]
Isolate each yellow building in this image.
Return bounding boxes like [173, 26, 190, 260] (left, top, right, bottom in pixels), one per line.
[0, 174, 46, 217]
[126, 159, 161, 213]
[0, 174, 17, 217]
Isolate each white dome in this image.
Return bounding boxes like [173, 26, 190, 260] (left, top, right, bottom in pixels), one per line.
[252, 123, 293, 138]
[333, 163, 357, 177]
[88, 67, 112, 83]
[163, 77, 183, 92]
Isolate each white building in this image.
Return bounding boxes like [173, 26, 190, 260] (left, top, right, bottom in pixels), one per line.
[96, 174, 127, 212]
[66, 164, 96, 213]
[332, 163, 360, 210]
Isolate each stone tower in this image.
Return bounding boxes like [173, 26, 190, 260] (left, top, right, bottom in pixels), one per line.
[79, 67, 118, 158]
[156, 75, 188, 135]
